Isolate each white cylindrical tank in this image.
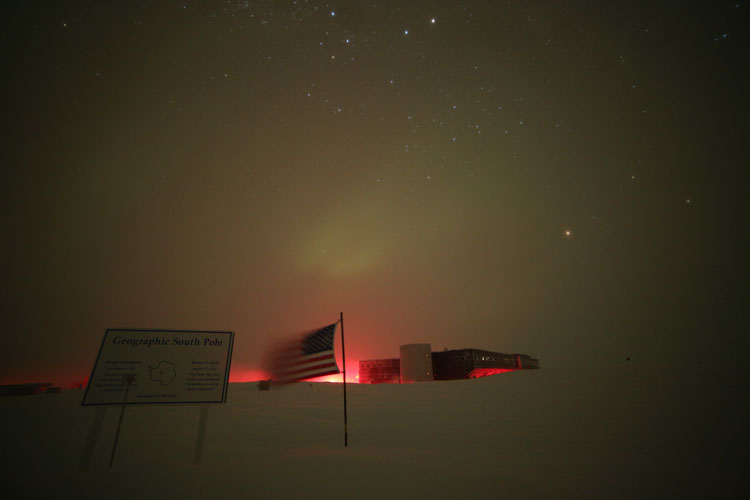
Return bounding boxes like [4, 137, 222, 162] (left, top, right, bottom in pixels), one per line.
[399, 344, 434, 383]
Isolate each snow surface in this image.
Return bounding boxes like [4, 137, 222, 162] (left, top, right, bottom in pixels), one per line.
[1, 365, 745, 499]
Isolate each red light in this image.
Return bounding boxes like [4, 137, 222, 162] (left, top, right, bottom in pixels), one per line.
[305, 362, 359, 383]
[229, 369, 272, 383]
[305, 373, 344, 383]
[61, 375, 89, 390]
[228, 362, 359, 384]
[467, 368, 516, 379]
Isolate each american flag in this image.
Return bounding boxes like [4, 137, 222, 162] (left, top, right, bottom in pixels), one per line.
[269, 323, 340, 382]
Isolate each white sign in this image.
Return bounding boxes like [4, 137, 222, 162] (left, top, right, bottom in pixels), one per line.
[83, 329, 234, 405]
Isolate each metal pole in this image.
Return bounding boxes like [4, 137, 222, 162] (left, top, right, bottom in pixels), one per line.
[79, 407, 107, 471]
[193, 404, 210, 465]
[340, 312, 348, 447]
[108, 375, 134, 467]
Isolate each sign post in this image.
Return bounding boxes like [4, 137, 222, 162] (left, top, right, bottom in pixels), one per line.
[78, 407, 107, 470]
[193, 404, 210, 465]
[108, 375, 134, 467]
[82, 329, 234, 466]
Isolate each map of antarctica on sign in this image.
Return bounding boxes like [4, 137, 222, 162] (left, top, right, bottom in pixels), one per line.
[149, 360, 176, 385]
[82, 329, 233, 405]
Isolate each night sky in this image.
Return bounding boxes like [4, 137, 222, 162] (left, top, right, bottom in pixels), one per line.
[2, 1, 747, 386]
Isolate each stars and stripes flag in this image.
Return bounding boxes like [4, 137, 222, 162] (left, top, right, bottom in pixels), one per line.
[269, 323, 340, 382]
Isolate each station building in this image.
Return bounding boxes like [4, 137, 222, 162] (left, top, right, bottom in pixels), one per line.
[359, 344, 540, 384]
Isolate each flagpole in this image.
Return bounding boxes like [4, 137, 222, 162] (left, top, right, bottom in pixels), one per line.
[340, 311, 348, 447]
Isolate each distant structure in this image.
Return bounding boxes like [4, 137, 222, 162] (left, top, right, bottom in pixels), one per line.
[0, 383, 57, 396]
[358, 359, 400, 384]
[399, 343, 434, 383]
[359, 344, 540, 384]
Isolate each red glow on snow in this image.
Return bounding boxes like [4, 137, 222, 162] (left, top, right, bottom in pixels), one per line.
[305, 362, 359, 383]
[56, 375, 89, 390]
[229, 362, 359, 384]
[467, 368, 516, 378]
[229, 369, 272, 383]
[305, 373, 345, 383]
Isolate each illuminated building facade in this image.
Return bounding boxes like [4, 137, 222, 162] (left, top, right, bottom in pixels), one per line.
[359, 345, 540, 384]
[358, 358, 401, 384]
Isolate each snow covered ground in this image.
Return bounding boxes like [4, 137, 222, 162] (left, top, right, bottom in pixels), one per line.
[2, 364, 745, 499]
